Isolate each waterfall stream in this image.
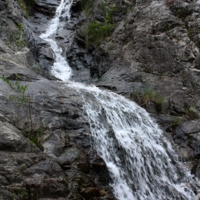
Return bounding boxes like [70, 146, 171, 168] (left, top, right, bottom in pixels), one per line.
[40, 0, 199, 199]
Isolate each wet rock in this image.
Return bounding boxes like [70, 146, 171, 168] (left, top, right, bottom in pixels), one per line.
[23, 19, 55, 78]
[34, 0, 59, 16]
[0, 0, 6, 11]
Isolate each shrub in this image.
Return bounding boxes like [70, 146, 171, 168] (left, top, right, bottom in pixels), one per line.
[85, 20, 114, 46]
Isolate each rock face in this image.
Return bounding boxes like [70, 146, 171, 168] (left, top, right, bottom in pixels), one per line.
[69, 0, 200, 180]
[0, 0, 115, 199]
[1, 0, 200, 198]
[34, 0, 59, 16]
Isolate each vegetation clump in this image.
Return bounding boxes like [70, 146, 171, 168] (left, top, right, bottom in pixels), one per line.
[17, 0, 35, 17]
[133, 86, 164, 111]
[142, 87, 164, 106]
[83, 1, 117, 47]
[81, 0, 94, 16]
[85, 19, 114, 45]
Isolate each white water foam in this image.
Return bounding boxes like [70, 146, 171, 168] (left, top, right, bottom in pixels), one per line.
[39, 0, 199, 199]
[40, 0, 73, 81]
[68, 82, 196, 200]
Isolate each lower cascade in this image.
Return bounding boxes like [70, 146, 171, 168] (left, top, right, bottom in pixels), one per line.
[40, 0, 199, 199]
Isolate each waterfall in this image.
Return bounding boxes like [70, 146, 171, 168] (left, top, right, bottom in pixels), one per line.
[39, 0, 199, 199]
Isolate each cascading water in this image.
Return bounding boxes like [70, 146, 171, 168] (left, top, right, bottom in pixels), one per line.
[40, 0, 199, 199]
[40, 0, 73, 81]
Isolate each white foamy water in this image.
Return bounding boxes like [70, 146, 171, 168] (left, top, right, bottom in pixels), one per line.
[40, 0, 73, 81]
[39, 0, 199, 199]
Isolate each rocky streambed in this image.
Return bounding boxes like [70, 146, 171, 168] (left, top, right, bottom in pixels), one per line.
[1, 0, 200, 199]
